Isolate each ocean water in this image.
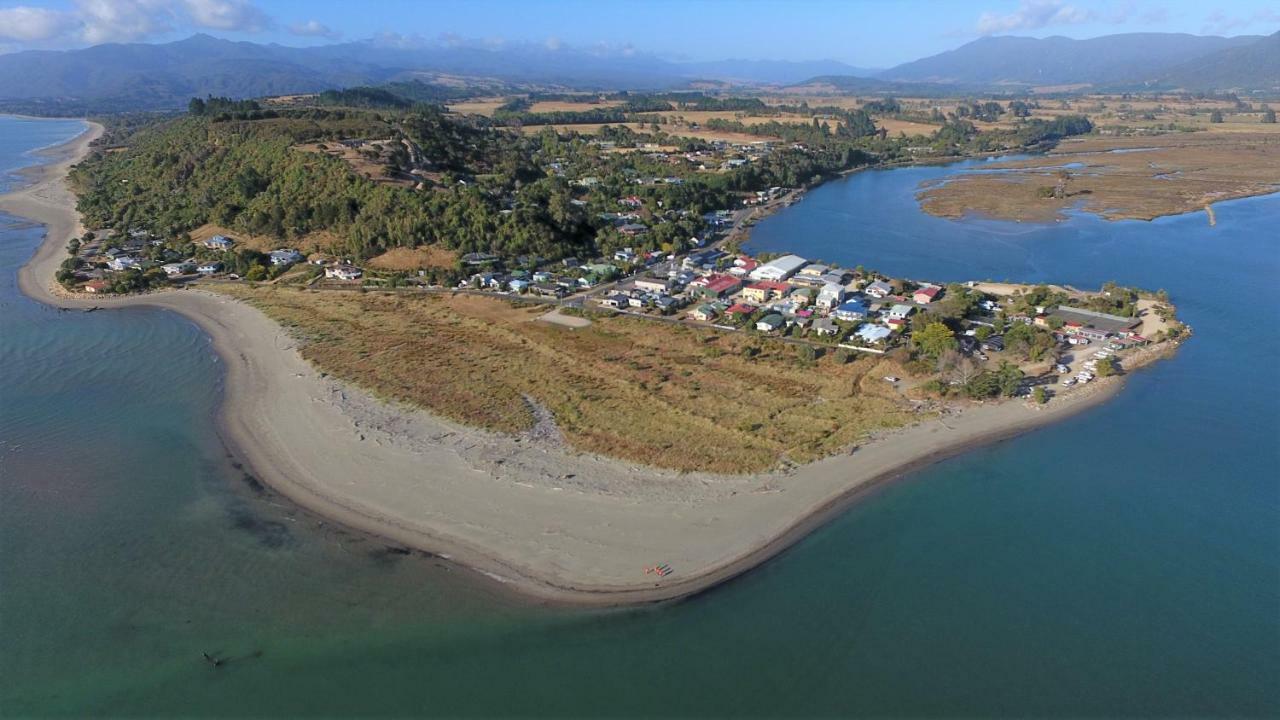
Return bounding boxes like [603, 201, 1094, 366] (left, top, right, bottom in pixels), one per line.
[2, 117, 1277, 717]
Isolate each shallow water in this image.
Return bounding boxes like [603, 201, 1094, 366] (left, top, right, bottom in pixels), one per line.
[3, 117, 1277, 716]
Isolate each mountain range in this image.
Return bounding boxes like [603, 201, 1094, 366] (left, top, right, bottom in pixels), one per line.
[0, 30, 1275, 113]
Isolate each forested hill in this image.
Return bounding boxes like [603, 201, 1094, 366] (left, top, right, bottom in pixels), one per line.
[70, 104, 598, 262]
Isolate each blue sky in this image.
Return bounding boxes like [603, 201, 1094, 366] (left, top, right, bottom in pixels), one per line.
[0, 0, 1277, 65]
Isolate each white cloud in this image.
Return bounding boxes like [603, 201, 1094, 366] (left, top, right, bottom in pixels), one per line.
[0, 0, 274, 47]
[76, 0, 175, 44]
[1201, 8, 1280, 35]
[0, 6, 80, 41]
[544, 36, 563, 51]
[976, 0, 1095, 34]
[182, 0, 268, 32]
[288, 19, 339, 39]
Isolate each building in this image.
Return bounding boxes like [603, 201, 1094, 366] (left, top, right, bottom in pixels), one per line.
[748, 254, 807, 282]
[107, 256, 139, 271]
[601, 294, 630, 309]
[913, 286, 941, 304]
[324, 265, 361, 280]
[692, 274, 742, 299]
[756, 314, 785, 332]
[725, 302, 757, 317]
[161, 262, 194, 276]
[83, 279, 110, 293]
[887, 303, 914, 320]
[203, 235, 234, 250]
[269, 249, 303, 266]
[856, 324, 892, 344]
[742, 280, 791, 304]
[197, 262, 223, 275]
[865, 280, 893, 298]
[816, 283, 845, 310]
[812, 317, 839, 336]
[633, 277, 670, 294]
[690, 304, 720, 322]
[833, 298, 869, 323]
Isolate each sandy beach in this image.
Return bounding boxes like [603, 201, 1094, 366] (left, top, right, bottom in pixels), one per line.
[6, 121, 1130, 606]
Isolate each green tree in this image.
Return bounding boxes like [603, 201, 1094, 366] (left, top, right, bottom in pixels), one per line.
[1033, 386, 1048, 404]
[1095, 356, 1117, 377]
[912, 322, 957, 359]
[1209, 110, 1224, 123]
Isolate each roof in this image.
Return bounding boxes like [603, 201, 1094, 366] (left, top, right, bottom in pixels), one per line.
[856, 324, 892, 342]
[914, 286, 940, 299]
[746, 280, 791, 292]
[704, 275, 740, 293]
[757, 254, 807, 274]
[889, 303, 914, 315]
[726, 302, 756, 314]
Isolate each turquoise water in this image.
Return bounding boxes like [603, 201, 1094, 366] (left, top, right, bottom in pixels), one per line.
[2, 117, 1277, 717]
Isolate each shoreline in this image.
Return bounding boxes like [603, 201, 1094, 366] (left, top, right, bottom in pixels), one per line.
[6, 119, 1134, 607]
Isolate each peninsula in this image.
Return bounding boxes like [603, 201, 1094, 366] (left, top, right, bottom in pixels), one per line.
[8, 101, 1188, 605]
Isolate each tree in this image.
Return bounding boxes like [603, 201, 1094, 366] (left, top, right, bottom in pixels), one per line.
[913, 322, 957, 359]
[937, 349, 982, 386]
[1033, 386, 1048, 404]
[995, 361, 1024, 397]
[1263, 108, 1277, 124]
[1095, 356, 1117, 377]
[1209, 110, 1224, 123]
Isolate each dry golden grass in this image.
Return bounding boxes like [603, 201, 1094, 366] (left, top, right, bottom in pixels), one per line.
[366, 246, 459, 271]
[213, 286, 918, 473]
[918, 132, 1280, 222]
[189, 224, 279, 253]
[446, 97, 508, 116]
[517, 122, 777, 144]
[527, 99, 624, 113]
[876, 118, 941, 135]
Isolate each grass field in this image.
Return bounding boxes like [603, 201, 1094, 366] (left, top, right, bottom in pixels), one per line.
[214, 286, 919, 473]
[366, 246, 459, 271]
[917, 132, 1280, 222]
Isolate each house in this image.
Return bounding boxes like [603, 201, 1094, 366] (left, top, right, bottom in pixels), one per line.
[816, 283, 845, 310]
[83, 279, 110, 293]
[531, 282, 567, 298]
[913, 285, 941, 304]
[107, 256, 139, 271]
[690, 304, 720, 322]
[654, 296, 680, 313]
[324, 264, 362, 280]
[742, 280, 790, 304]
[692, 274, 741, 299]
[633, 276, 670, 294]
[812, 317, 839, 336]
[461, 252, 499, 266]
[887, 303, 914, 320]
[790, 288, 812, 306]
[756, 314, 785, 332]
[864, 280, 893, 298]
[833, 298, 869, 323]
[197, 262, 223, 275]
[797, 263, 829, 278]
[600, 294, 630, 309]
[619, 223, 648, 237]
[748, 254, 807, 281]
[725, 302, 757, 317]
[269, 249, 303, 266]
[203, 235, 234, 251]
[161, 262, 194, 276]
[856, 324, 892, 344]
[614, 248, 637, 262]
[885, 316, 908, 331]
[508, 278, 530, 293]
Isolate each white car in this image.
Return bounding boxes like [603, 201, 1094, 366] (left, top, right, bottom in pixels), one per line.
[883, 376, 900, 383]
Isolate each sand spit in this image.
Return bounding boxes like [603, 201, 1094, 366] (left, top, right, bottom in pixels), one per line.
[7, 120, 1129, 606]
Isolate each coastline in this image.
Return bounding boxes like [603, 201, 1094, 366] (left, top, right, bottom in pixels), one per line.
[6, 120, 1132, 607]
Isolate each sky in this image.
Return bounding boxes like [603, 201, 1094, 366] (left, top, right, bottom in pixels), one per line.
[0, 0, 1277, 65]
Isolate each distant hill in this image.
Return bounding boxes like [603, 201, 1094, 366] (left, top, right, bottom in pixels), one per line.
[0, 34, 882, 112]
[876, 32, 1266, 89]
[1156, 31, 1280, 91]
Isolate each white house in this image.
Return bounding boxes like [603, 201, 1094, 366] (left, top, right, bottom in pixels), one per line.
[203, 235, 234, 250]
[856, 324, 892, 344]
[816, 283, 845, 310]
[325, 265, 362, 281]
[748, 254, 807, 282]
[161, 262, 194, 276]
[864, 280, 893, 298]
[887, 303, 914, 320]
[107, 256, 139, 271]
[633, 277, 670, 294]
[197, 262, 222, 274]
[269, 249, 303, 266]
